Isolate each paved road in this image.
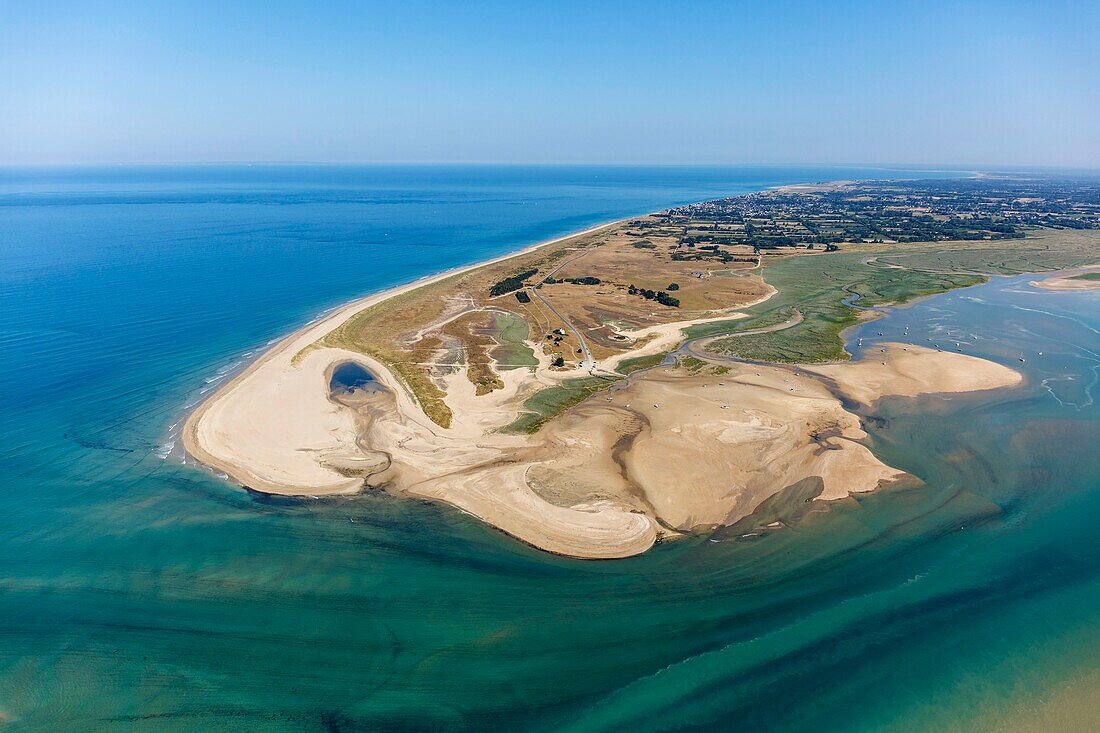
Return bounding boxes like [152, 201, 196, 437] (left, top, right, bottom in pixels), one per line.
[529, 246, 600, 371]
[530, 287, 596, 371]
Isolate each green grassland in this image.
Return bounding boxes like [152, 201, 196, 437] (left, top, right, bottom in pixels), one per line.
[700, 229, 1099, 363]
[489, 311, 539, 370]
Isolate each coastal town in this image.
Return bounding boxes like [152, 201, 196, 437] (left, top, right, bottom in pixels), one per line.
[663, 177, 1100, 249]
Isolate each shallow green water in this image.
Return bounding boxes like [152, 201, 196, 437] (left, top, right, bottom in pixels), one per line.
[2, 167, 1097, 731]
[6, 279, 1099, 733]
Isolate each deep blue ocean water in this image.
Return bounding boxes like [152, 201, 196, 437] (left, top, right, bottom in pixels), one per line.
[1, 165, 1097, 731]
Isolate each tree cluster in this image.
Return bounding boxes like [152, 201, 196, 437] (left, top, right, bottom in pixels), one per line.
[489, 268, 539, 296]
[627, 284, 680, 307]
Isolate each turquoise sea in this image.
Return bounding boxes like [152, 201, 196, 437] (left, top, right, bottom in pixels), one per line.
[1, 166, 1097, 731]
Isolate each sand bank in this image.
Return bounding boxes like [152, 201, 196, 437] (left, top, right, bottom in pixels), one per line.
[183, 223, 1025, 559]
[1031, 266, 1100, 291]
[804, 343, 1023, 407]
[185, 336, 1021, 558]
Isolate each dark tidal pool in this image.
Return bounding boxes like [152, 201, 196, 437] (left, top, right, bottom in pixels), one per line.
[329, 360, 382, 396]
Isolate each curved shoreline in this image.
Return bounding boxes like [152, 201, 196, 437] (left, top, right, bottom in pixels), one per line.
[180, 197, 1028, 559]
[1031, 265, 1100, 291]
[181, 217, 628, 488]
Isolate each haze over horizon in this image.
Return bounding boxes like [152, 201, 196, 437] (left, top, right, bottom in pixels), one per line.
[3, 0, 1098, 167]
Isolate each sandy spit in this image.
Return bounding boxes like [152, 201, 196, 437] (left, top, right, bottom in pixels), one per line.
[182, 222, 1025, 559]
[181, 218, 626, 493]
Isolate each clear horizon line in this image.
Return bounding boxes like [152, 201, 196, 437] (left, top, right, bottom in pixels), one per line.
[3, 160, 1098, 173]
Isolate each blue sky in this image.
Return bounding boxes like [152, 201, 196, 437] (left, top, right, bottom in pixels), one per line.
[2, 1, 1098, 166]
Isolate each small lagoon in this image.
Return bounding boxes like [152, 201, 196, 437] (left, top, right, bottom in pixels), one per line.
[329, 361, 382, 396]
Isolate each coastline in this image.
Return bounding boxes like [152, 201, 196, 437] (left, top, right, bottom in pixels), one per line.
[180, 192, 1028, 559]
[11, 160, 1100, 728]
[174, 175, 932, 448]
[1031, 265, 1100, 291]
[181, 216, 629, 489]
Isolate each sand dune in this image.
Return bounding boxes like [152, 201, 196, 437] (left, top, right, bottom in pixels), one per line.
[183, 230, 1024, 558]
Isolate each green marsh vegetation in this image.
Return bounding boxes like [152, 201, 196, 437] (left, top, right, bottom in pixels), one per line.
[504, 230, 1099, 432]
[615, 352, 668, 375]
[679, 355, 707, 372]
[700, 230, 1100, 363]
[501, 376, 619, 434]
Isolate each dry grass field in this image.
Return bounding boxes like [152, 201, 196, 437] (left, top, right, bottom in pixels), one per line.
[320, 215, 784, 425]
[319, 196, 1100, 429]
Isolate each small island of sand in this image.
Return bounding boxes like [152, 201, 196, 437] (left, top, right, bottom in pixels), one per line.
[1031, 266, 1100, 291]
[178, 183, 1085, 559]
